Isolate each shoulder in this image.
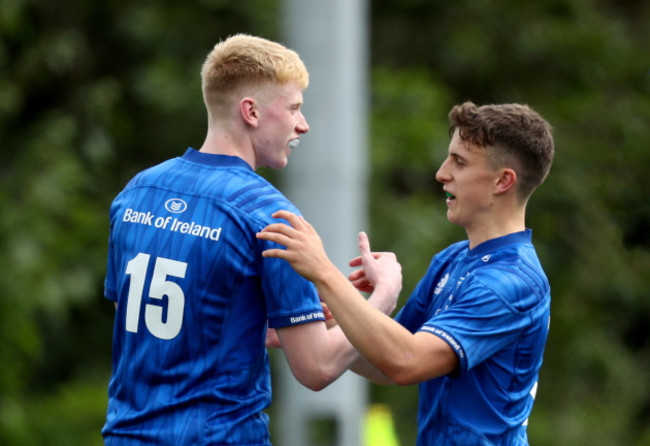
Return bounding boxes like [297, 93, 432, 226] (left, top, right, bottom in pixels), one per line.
[222, 173, 300, 226]
[470, 251, 549, 312]
[113, 156, 302, 231]
[431, 240, 469, 265]
[418, 240, 469, 284]
[118, 157, 185, 193]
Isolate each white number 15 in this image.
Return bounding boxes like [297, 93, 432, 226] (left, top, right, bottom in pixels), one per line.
[125, 253, 187, 340]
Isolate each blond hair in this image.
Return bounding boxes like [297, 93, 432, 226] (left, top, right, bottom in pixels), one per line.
[201, 34, 309, 119]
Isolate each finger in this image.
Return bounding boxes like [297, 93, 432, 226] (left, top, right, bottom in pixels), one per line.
[358, 231, 374, 264]
[259, 222, 295, 235]
[271, 210, 303, 228]
[260, 247, 288, 258]
[256, 230, 292, 246]
[349, 277, 365, 289]
[348, 268, 365, 282]
[348, 255, 362, 267]
[265, 328, 281, 348]
[320, 301, 333, 320]
[351, 281, 374, 293]
[350, 276, 372, 289]
[350, 253, 384, 268]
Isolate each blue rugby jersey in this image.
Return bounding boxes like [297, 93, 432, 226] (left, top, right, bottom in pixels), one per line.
[395, 230, 550, 446]
[102, 149, 325, 445]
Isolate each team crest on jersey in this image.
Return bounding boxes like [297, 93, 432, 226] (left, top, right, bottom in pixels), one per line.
[165, 198, 188, 214]
[434, 273, 449, 295]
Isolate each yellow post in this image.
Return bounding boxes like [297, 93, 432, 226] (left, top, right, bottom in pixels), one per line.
[364, 404, 400, 446]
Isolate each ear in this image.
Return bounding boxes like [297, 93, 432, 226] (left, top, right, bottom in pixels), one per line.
[494, 168, 517, 195]
[239, 97, 259, 127]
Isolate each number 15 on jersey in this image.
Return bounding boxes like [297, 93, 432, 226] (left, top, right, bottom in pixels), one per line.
[125, 253, 188, 340]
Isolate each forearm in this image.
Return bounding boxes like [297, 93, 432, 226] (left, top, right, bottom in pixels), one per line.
[314, 287, 397, 385]
[323, 281, 397, 330]
[350, 355, 395, 386]
[312, 264, 413, 380]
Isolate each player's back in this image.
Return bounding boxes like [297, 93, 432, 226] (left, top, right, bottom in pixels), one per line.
[102, 150, 291, 445]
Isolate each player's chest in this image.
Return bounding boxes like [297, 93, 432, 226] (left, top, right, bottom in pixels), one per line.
[427, 258, 481, 316]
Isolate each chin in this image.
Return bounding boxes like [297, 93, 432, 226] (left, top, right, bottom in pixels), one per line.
[446, 211, 462, 226]
[271, 160, 288, 170]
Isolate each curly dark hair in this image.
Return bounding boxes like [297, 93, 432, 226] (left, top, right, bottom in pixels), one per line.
[449, 101, 554, 201]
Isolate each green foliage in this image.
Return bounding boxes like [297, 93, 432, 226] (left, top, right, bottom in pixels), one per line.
[369, 67, 461, 292]
[1, 0, 648, 444]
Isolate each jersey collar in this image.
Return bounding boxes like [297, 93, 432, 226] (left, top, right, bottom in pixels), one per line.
[182, 148, 253, 171]
[468, 229, 532, 257]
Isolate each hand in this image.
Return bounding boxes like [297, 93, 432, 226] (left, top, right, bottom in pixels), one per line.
[265, 327, 281, 349]
[256, 210, 335, 283]
[321, 299, 334, 321]
[348, 232, 402, 312]
[348, 233, 391, 293]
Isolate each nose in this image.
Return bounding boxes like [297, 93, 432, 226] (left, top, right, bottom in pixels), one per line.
[296, 112, 309, 134]
[435, 158, 450, 183]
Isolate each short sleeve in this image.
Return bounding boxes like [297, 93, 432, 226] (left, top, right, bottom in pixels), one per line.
[421, 276, 531, 374]
[256, 229, 325, 329]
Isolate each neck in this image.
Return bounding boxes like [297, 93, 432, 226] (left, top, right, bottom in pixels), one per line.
[199, 126, 256, 170]
[466, 205, 527, 249]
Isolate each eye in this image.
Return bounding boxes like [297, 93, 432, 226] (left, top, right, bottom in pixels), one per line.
[451, 155, 464, 166]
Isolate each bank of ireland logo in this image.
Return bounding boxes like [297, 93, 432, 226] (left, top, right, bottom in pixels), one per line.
[165, 198, 188, 214]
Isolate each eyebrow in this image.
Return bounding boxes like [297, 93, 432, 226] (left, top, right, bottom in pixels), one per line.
[449, 141, 479, 162]
[449, 151, 465, 162]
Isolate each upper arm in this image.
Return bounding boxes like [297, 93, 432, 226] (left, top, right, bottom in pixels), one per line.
[275, 321, 355, 391]
[350, 355, 395, 386]
[407, 331, 459, 383]
[276, 322, 327, 369]
[378, 330, 458, 386]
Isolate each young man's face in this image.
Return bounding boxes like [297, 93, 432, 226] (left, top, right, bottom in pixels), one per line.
[435, 129, 500, 230]
[252, 81, 309, 170]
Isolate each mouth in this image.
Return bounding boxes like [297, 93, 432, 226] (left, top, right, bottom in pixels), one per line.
[445, 191, 456, 203]
[288, 139, 300, 150]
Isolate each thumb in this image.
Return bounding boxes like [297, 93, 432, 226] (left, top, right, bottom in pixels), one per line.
[358, 231, 373, 262]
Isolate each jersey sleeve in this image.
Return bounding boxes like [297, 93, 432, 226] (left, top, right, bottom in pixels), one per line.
[420, 273, 533, 374]
[259, 249, 325, 328]
[253, 213, 325, 329]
